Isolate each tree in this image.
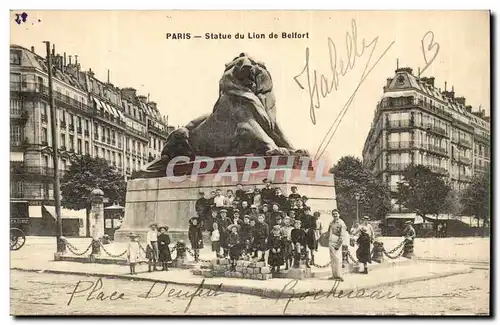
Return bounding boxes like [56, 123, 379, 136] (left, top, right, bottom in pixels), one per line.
[442, 188, 463, 217]
[461, 170, 490, 234]
[61, 155, 127, 211]
[396, 165, 451, 221]
[330, 156, 391, 228]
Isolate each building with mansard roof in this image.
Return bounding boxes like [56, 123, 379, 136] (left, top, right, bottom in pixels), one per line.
[362, 67, 490, 228]
[10, 44, 174, 223]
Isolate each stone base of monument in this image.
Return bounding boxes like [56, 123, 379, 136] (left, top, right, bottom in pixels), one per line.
[115, 156, 337, 243]
[191, 257, 273, 280]
[274, 266, 313, 280]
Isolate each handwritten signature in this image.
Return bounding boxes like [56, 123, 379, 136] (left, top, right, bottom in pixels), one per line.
[420, 31, 440, 76]
[277, 279, 400, 314]
[293, 19, 395, 159]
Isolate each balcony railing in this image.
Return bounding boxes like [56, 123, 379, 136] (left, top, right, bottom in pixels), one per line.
[387, 120, 411, 129]
[112, 139, 116, 146]
[388, 141, 412, 149]
[11, 165, 66, 178]
[425, 123, 447, 137]
[94, 133, 99, 140]
[107, 138, 111, 145]
[41, 114, 48, 123]
[426, 144, 447, 155]
[84, 130, 90, 137]
[68, 124, 75, 132]
[77, 126, 82, 134]
[429, 165, 448, 175]
[60, 121, 66, 129]
[60, 146, 67, 151]
[388, 163, 411, 171]
[41, 140, 48, 146]
[10, 82, 92, 114]
[69, 148, 75, 153]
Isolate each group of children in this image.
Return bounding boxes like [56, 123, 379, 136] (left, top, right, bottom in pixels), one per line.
[188, 180, 322, 273]
[126, 223, 172, 275]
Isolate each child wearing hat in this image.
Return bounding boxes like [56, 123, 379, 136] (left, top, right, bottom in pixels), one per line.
[227, 224, 242, 270]
[188, 217, 204, 262]
[235, 183, 246, 202]
[267, 225, 285, 273]
[158, 226, 172, 271]
[146, 223, 159, 272]
[210, 222, 222, 258]
[356, 227, 372, 274]
[253, 214, 269, 262]
[280, 216, 294, 270]
[126, 233, 141, 275]
[240, 215, 252, 256]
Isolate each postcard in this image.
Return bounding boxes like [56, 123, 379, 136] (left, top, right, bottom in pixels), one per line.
[10, 10, 490, 316]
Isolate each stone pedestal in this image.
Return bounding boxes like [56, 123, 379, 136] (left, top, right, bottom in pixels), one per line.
[115, 156, 337, 242]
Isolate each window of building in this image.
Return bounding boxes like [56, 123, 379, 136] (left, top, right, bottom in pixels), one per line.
[112, 152, 116, 166]
[95, 146, 99, 157]
[61, 134, 66, 148]
[69, 135, 74, 150]
[77, 116, 82, 128]
[154, 138, 157, 150]
[10, 99, 22, 115]
[77, 139, 82, 154]
[118, 153, 122, 167]
[10, 49, 21, 65]
[85, 119, 90, 132]
[85, 141, 89, 154]
[10, 125, 24, 144]
[101, 148, 105, 158]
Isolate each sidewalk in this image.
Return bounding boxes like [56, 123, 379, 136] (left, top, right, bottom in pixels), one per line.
[12, 254, 472, 299]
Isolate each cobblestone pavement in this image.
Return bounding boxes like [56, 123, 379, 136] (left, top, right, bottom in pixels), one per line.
[10, 268, 489, 316]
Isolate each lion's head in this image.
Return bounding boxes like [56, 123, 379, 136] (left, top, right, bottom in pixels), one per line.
[219, 53, 277, 120]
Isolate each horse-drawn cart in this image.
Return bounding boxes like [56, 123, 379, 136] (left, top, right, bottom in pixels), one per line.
[10, 200, 29, 251]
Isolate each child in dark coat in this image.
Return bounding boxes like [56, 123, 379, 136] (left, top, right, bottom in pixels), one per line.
[188, 217, 203, 262]
[227, 224, 242, 271]
[240, 215, 252, 257]
[252, 214, 269, 262]
[267, 225, 285, 273]
[157, 226, 172, 271]
[356, 227, 372, 274]
[291, 219, 310, 268]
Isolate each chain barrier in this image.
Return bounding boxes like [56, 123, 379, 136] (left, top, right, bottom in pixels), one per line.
[382, 240, 406, 259]
[99, 242, 128, 258]
[65, 239, 93, 257]
[312, 261, 331, 268]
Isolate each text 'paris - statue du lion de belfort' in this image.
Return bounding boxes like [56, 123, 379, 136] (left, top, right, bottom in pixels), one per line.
[141, 53, 310, 179]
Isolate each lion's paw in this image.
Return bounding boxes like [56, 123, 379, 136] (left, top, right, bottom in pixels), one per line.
[266, 147, 290, 156]
[292, 149, 310, 157]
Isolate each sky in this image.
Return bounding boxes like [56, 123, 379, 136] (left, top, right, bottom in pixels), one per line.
[10, 10, 490, 164]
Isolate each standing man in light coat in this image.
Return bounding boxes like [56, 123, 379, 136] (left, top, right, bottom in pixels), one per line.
[328, 209, 347, 281]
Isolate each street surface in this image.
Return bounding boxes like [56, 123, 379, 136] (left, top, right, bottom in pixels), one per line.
[11, 268, 489, 315]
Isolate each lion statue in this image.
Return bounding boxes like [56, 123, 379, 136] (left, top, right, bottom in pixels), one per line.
[141, 53, 309, 178]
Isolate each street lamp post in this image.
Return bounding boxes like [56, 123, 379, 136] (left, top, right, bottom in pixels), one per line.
[355, 193, 360, 223]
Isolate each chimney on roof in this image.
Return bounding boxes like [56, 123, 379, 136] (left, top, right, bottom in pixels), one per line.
[88, 68, 94, 77]
[444, 81, 447, 91]
[137, 95, 147, 103]
[52, 44, 55, 56]
[107, 69, 110, 84]
[456, 97, 466, 106]
[465, 105, 472, 113]
[121, 88, 137, 101]
[63, 52, 67, 72]
[75, 55, 78, 65]
[148, 102, 157, 110]
[426, 77, 435, 87]
[68, 55, 72, 65]
[386, 78, 393, 87]
[30, 46, 35, 53]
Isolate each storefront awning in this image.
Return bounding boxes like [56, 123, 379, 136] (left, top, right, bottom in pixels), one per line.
[29, 205, 87, 220]
[10, 152, 24, 162]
